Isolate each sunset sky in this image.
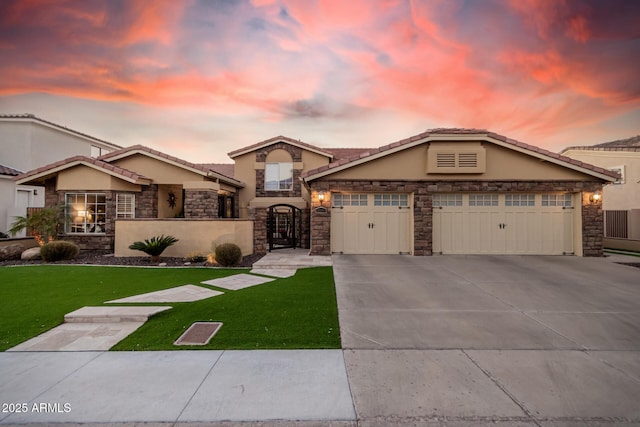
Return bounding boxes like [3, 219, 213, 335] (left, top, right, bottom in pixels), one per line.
[1, 0, 639, 163]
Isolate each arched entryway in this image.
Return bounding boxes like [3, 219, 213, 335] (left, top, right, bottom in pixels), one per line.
[267, 204, 302, 251]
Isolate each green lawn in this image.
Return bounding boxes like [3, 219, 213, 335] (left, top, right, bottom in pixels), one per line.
[0, 265, 340, 351]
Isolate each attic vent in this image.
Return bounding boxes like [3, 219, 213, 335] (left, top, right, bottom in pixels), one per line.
[426, 143, 486, 174]
[458, 153, 478, 168]
[436, 153, 456, 168]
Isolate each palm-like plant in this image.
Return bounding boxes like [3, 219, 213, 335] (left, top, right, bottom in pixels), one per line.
[9, 207, 66, 246]
[129, 235, 179, 263]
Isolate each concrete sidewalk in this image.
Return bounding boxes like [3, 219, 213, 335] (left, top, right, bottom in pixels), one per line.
[0, 350, 355, 426]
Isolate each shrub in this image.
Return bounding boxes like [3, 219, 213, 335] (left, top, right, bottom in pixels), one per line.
[129, 235, 179, 263]
[40, 241, 80, 262]
[184, 251, 207, 263]
[0, 232, 9, 238]
[9, 206, 68, 246]
[214, 243, 242, 267]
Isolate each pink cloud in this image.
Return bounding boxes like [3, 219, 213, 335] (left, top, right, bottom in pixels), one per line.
[0, 0, 637, 151]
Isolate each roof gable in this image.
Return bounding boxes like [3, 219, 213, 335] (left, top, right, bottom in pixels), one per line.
[228, 135, 335, 159]
[302, 129, 619, 182]
[14, 156, 151, 185]
[99, 145, 243, 187]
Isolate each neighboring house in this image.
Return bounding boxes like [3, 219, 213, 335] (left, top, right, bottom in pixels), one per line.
[15, 129, 617, 257]
[0, 114, 121, 236]
[561, 135, 640, 251]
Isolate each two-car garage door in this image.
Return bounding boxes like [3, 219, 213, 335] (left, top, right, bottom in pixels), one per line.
[331, 192, 576, 255]
[433, 193, 575, 255]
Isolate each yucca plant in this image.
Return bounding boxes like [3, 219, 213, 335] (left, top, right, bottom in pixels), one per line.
[129, 235, 179, 263]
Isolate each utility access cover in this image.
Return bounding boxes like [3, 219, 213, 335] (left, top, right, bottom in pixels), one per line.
[174, 322, 222, 346]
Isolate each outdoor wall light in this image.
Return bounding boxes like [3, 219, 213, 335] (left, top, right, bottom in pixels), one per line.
[33, 189, 38, 196]
[589, 191, 602, 204]
[318, 191, 325, 205]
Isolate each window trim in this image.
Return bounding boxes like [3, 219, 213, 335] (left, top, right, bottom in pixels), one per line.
[265, 162, 293, 191]
[115, 193, 135, 219]
[65, 192, 107, 234]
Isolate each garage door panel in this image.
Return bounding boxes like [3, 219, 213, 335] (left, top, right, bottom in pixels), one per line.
[435, 194, 575, 255]
[332, 194, 411, 254]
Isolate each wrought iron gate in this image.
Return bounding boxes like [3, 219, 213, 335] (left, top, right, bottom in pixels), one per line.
[267, 204, 302, 251]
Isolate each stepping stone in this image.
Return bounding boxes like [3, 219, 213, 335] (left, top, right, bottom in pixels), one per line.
[8, 322, 145, 352]
[174, 322, 223, 346]
[106, 285, 223, 303]
[64, 306, 172, 323]
[201, 273, 274, 291]
[250, 268, 297, 278]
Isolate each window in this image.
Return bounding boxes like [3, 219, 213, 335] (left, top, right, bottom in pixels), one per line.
[542, 194, 572, 207]
[265, 163, 293, 191]
[505, 194, 535, 207]
[469, 194, 498, 206]
[66, 193, 107, 233]
[116, 194, 135, 219]
[433, 194, 463, 207]
[333, 193, 368, 207]
[374, 194, 409, 207]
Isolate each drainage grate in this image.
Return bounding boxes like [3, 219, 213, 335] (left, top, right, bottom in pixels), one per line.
[174, 322, 222, 346]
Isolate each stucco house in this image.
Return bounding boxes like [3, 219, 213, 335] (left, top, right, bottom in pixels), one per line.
[0, 114, 121, 236]
[561, 135, 640, 251]
[14, 145, 249, 256]
[14, 129, 617, 257]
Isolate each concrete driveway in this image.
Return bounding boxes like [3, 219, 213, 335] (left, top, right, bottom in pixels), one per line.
[333, 255, 640, 425]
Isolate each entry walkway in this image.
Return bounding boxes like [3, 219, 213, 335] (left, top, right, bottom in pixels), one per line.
[252, 248, 332, 270]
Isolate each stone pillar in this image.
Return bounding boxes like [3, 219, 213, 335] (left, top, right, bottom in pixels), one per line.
[250, 207, 268, 254]
[582, 183, 604, 257]
[138, 184, 159, 218]
[183, 182, 220, 219]
[309, 183, 331, 255]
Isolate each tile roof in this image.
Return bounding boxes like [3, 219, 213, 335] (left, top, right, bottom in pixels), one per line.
[13, 155, 151, 184]
[0, 164, 22, 176]
[324, 148, 373, 160]
[301, 128, 619, 181]
[98, 144, 240, 182]
[98, 144, 242, 186]
[198, 163, 235, 178]
[0, 113, 122, 149]
[228, 135, 335, 159]
[562, 135, 640, 153]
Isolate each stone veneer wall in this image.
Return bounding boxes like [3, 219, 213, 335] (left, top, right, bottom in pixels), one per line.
[249, 206, 268, 254]
[184, 189, 219, 219]
[52, 189, 117, 251]
[138, 185, 159, 218]
[45, 184, 161, 251]
[309, 179, 604, 257]
[255, 143, 303, 198]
